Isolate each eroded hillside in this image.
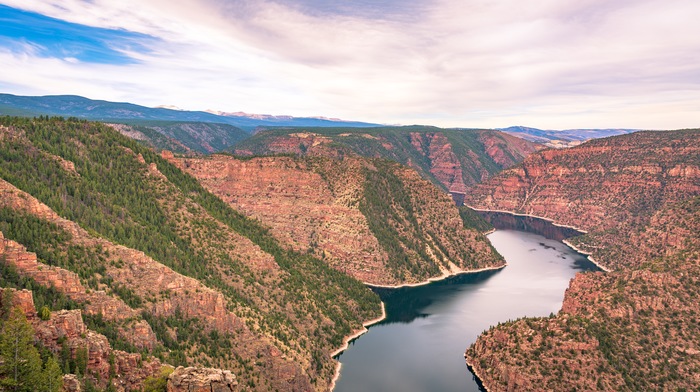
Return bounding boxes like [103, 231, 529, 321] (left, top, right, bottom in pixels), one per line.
[467, 130, 700, 270]
[231, 126, 540, 201]
[169, 153, 504, 285]
[464, 130, 700, 391]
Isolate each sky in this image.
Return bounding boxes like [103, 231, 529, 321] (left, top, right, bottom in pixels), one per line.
[0, 0, 699, 129]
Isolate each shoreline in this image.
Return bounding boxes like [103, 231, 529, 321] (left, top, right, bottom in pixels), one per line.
[329, 302, 386, 391]
[466, 205, 589, 234]
[467, 206, 612, 272]
[329, 263, 507, 391]
[562, 239, 611, 272]
[364, 263, 507, 289]
[464, 356, 491, 392]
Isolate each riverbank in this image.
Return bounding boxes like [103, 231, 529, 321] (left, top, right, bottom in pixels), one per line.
[464, 357, 491, 392]
[365, 264, 507, 289]
[466, 206, 589, 233]
[330, 263, 507, 390]
[562, 239, 611, 272]
[329, 302, 387, 390]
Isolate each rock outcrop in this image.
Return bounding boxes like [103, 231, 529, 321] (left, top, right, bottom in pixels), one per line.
[167, 367, 238, 392]
[1, 288, 164, 392]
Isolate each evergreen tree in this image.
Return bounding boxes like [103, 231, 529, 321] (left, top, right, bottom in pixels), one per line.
[40, 356, 62, 392]
[0, 308, 43, 392]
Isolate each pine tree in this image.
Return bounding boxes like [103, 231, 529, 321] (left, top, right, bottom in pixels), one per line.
[40, 356, 62, 392]
[0, 308, 43, 392]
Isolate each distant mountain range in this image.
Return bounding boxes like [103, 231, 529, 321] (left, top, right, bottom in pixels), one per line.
[498, 126, 639, 147]
[0, 93, 379, 130]
[0, 93, 642, 152]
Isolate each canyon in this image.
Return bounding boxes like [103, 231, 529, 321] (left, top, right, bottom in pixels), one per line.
[465, 130, 700, 391]
[169, 153, 504, 285]
[0, 116, 514, 391]
[231, 126, 540, 203]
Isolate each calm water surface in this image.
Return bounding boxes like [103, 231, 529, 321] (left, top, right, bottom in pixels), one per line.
[333, 230, 598, 392]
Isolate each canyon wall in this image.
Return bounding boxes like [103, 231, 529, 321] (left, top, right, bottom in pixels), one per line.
[465, 130, 700, 391]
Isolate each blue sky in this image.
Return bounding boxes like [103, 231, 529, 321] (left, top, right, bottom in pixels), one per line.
[0, 5, 156, 64]
[1, 0, 699, 129]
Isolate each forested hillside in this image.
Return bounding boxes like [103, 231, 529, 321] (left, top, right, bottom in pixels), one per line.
[231, 126, 540, 199]
[0, 116, 382, 391]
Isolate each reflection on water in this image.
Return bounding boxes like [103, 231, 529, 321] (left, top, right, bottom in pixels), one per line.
[475, 209, 584, 241]
[333, 230, 598, 392]
[370, 269, 502, 325]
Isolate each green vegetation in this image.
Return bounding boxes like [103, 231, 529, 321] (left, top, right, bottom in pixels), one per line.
[231, 125, 533, 190]
[0, 116, 382, 387]
[359, 160, 441, 280]
[0, 305, 62, 392]
[118, 120, 249, 153]
[142, 366, 173, 392]
[458, 207, 494, 233]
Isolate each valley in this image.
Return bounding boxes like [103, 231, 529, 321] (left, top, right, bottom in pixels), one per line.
[465, 130, 700, 391]
[0, 114, 697, 392]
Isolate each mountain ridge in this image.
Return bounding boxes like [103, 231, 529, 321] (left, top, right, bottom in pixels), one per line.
[0, 93, 380, 130]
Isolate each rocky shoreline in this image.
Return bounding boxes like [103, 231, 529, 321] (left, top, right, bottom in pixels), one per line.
[464, 356, 491, 392]
[330, 262, 508, 391]
[466, 206, 589, 233]
[562, 239, 611, 272]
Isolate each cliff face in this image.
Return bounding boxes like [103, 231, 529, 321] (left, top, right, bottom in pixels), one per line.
[0, 117, 384, 391]
[1, 287, 164, 392]
[172, 154, 504, 285]
[231, 126, 540, 201]
[467, 129, 700, 270]
[467, 201, 700, 391]
[465, 130, 700, 391]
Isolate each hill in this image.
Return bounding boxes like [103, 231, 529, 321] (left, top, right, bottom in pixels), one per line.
[231, 126, 540, 203]
[0, 116, 504, 391]
[464, 130, 700, 391]
[0, 93, 378, 130]
[0, 116, 381, 391]
[499, 126, 638, 148]
[168, 153, 504, 285]
[106, 121, 249, 154]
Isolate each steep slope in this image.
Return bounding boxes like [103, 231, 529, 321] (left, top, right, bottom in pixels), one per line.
[466, 129, 700, 270]
[108, 121, 250, 153]
[169, 153, 504, 285]
[0, 116, 381, 391]
[231, 126, 540, 202]
[464, 130, 700, 391]
[0, 287, 165, 391]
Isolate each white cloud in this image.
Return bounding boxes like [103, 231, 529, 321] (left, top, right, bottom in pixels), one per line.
[2, 0, 700, 129]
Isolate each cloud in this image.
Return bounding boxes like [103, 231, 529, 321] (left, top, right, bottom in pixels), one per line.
[1, 0, 699, 129]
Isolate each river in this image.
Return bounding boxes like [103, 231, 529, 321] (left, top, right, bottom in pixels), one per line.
[333, 228, 599, 392]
